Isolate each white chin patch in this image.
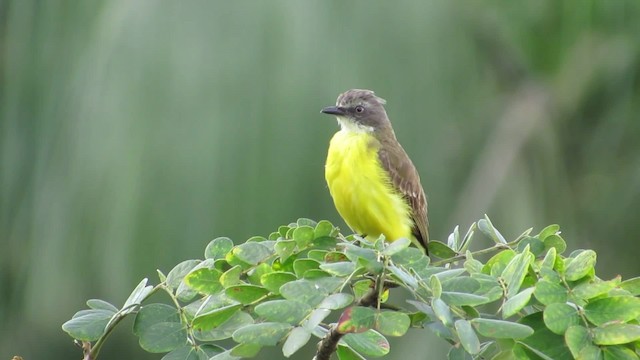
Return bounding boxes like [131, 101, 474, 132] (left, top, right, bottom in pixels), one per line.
[337, 117, 374, 133]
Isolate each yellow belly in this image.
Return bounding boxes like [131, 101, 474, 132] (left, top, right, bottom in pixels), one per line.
[325, 130, 413, 242]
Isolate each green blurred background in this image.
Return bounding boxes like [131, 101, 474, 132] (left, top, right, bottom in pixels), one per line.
[2, 0, 640, 358]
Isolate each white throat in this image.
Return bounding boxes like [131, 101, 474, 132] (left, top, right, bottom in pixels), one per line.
[336, 117, 374, 133]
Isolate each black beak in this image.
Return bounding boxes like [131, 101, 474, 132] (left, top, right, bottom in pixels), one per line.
[321, 106, 346, 116]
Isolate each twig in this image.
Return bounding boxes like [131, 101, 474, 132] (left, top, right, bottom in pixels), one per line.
[314, 280, 380, 360]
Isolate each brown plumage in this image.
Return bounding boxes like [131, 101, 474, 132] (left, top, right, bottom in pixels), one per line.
[378, 140, 429, 250]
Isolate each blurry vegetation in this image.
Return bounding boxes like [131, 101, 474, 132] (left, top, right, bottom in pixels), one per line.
[2, 1, 640, 359]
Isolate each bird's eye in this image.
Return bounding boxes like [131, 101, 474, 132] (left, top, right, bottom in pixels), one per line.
[355, 105, 364, 113]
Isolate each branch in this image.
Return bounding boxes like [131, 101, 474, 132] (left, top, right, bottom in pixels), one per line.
[314, 283, 380, 360]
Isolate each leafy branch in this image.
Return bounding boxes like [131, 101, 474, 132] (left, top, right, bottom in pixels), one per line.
[63, 217, 640, 359]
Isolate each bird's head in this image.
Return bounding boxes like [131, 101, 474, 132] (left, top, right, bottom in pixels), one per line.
[321, 89, 390, 132]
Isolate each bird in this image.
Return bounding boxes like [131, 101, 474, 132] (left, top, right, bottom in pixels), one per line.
[320, 89, 429, 253]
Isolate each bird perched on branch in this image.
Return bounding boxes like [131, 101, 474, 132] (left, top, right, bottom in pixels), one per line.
[321, 89, 429, 253]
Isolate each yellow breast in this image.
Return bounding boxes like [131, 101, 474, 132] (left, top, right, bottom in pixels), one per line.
[325, 130, 414, 242]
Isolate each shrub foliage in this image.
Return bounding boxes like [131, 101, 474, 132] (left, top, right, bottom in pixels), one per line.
[63, 217, 640, 359]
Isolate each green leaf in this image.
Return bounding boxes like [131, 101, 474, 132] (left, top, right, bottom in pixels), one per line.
[427, 240, 457, 259]
[502, 246, 533, 298]
[517, 236, 545, 256]
[293, 225, 315, 248]
[621, 277, 640, 296]
[483, 250, 515, 277]
[133, 304, 187, 353]
[133, 304, 178, 335]
[220, 265, 242, 287]
[540, 247, 557, 271]
[543, 234, 567, 254]
[391, 247, 429, 268]
[564, 250, 596, 281]
[432, 298, 453, 326]
[464, 258, 484, 274]
[247, 235, 268, 243]
[441, 292, 490, 306]
[519, 312, 573, 360]
[313, 276, 344, 293]
[232, 242, 272, 265]
[454, 320, 480, 355]
[602, 345, 639, 360]
[254, 300, 311, 324]
[161, 345, 225, 360]
[123, 278, 154, 313]
[62, 309, 115, 341]
[337, 306, 376, 334]
[323, 251, 348, 263]
[319, 262, 356, 277]
[388, 264, 418, 289]
[86, 299, 118, 312]
[293, 258, 320, 277]
[282, 327, 311, 357]
[232, 322, 292, 346]
[274, 240, 297, 263]
[565, 325, 592, 359]
[209, 349, 241, 360]
[543, 303, 580, 335]
[447, 225, 460, 251]
[176, 281, 198, 302]
[193, 311, 254, 341]
[375, 311, 410, 337]
[343, 243, 377, 263]
[279, 225, 291, 238]
[470, 318, 534, 339]
[336, 346, 366, 360]
[279, 279, 325, 307]
[185, 268, 223, 294]
[260, 271, 296, 295]
[304, 308, 331, 331]
[303, 269, 331, 279]
[319, 293, 354, 310]
[297, 218, 317, 227]
[478, 216, 507, 244]
[247, 263, 273, 285]
[382, 237, 411, 256]
[192, 304, 242, 331]
[593, 324, 640, 345]
[225, 285, 269, 304]
[538, 224, 560, 240]
[230, 343, 261, 357]
[577, 346, 603, 360]
[307, 249, 328, 263]
[447, 346, 473, 360]
[534, 279, 567, 305]
[442, 277, 481, 293]
[206, 237, 234, 260]
[584, 296, 640, 326]
[433, 268, 466, 282]
[353, 280, 374, 299]
[161, 346, 199, 360]
[430, 275, 442, 298]
[314, 220, 336, 238]
[312, 236, 339, 249]
[343, 330, 390, 357]
[502, 287, 534, 318]
[572, 278, 618, 300]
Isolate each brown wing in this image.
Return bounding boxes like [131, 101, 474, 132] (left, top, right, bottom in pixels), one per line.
[378, 141, 429, 252]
